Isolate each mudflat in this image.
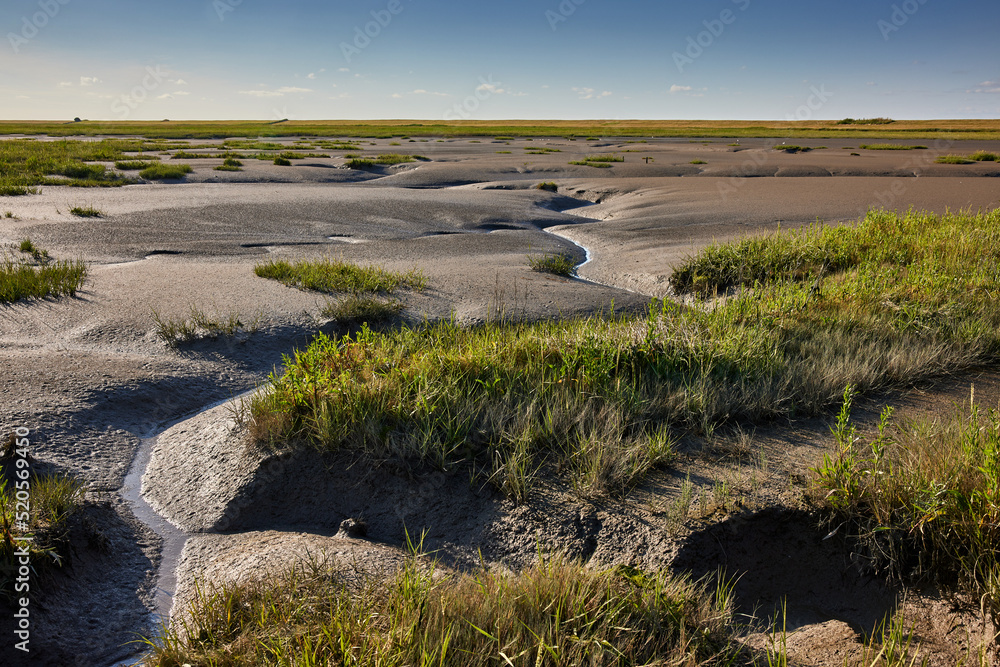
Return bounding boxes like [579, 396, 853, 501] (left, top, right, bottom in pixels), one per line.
[1, 134, 998, 665]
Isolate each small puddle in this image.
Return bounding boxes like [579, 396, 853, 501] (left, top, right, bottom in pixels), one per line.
[327, 235, 369, 243]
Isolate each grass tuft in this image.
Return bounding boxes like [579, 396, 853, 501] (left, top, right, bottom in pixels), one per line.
[114, 159, 158, 170]
[813, 387, 1000, 620]
[527, 252, 576, 277]
[151, 306, 260, 348]
[935, 155, 976, 164]
[569, 160, 612, 168]
[142, 555, 741, 667]
[255, 258, 425, 294]
[859, 144, 927, 150]
[0, 242, 86, 302]
[1, 472, 86, 600]
[139, 163, 193, 180]
[213, 156, 244, 171]
[970, 150, 999, 162]
[345, 158, 375, 169]
[321, 295, 404, 326]
[535, 181, 558, 192]
[69, 205, 103, 218]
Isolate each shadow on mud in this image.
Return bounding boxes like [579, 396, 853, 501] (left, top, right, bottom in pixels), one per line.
[672, 507, 899, 634]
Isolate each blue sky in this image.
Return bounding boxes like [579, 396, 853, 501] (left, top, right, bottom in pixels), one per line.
[2, 0, 998, 120]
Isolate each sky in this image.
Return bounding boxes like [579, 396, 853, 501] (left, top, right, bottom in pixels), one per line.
[1, 0, 998, 121]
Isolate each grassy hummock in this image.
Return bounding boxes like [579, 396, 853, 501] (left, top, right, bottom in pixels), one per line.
[139, 163, 193, 180]
[213, 156, 243, 172]
[144, 556, 740, 667]
[321, 295, 404, 326]
[249, 209, 1000, 500]
[528, 252, 576, 277]
[0, 241, 87, 303]
[69, 205, 103, 218]
[858, 143, 927, 150]
[814, 387, 1000, 619]
[254, 258, 425, 295]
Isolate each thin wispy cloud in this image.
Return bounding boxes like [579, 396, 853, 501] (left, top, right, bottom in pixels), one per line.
[239, 86, 313, 97]
[239, 90, 283, 98]
[573, 87, 612, 100]
[477, 81, 527, 97]
[971, 80, 1000, 94]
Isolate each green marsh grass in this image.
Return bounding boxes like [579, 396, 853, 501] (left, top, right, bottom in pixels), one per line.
[139, 163, 193, 180]
[583, 154, 625, 163]
[528, 251, 576, 277]
[254, 151, 329, 161]
[374, 153, 416, 165]
[169, 151, 217, 159]
[0, 138, 147, 192]
[213, 156, 243, 171]
[69, 205, 103, 218]
[935, 155, 976, 164]
[143, 555, 741, 667]
[254, 258, 425, 294]
[222, 139, 285, 151]
[814, 387, 1000, 620]
[936, 152, 998, 164]
[345, 157, 375, 169]
[114, 160, 158, 170]
[151, 306, 261, 348]
[344, 154, 420, 168]
[321, 295, 404, 326]
[4, 119, 1000, 140]
[535, 181, 558, 192]
[19, 238, 46, 259]
[569, 160, 612, 168]
[272, 156, 292, 166]
[772, 145, 811, 153]
[859, 144, 927, 150]
[1, 472, 86, 599]
[0, 242, 86, 302]
[690, 159, 707, 164]
[251, 209, 1000, 500]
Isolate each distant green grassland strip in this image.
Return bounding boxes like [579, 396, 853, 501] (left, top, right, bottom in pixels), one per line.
[2, 120, 999, 140]
[249, 208, 1000, 499]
